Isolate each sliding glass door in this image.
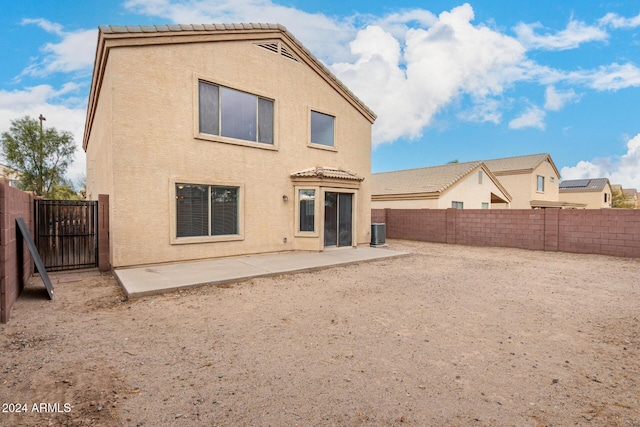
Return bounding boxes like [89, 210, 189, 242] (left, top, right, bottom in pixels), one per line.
[324, 192, 352, 247]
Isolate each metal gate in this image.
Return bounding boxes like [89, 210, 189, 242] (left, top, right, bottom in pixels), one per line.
[34, 200, 98, 271]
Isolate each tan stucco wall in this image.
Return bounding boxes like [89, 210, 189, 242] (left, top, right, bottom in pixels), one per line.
[371, 168, 509, 209]
[559, 183, 612, 209]
[493, 161, 559, 209]
[372, 198, 439, 209]
[85, 59, 115, 263]
[86, 38, 372, 267]
[437, 169, 506, 209]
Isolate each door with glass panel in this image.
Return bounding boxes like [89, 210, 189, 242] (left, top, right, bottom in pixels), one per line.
[324, 192, 353, 247]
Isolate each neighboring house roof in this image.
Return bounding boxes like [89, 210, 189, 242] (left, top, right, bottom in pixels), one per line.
[559, 178, 611, 193]
[622, 188, 638, 198]
[530, 200, 587, 209]
[291, 166, 364, 182]
[371, 161, 511, 201]
[84, 23, 376, 150]
[481, 153, 560, 178]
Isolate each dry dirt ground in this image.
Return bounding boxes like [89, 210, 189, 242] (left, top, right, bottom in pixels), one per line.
[1, 240, 639, 427]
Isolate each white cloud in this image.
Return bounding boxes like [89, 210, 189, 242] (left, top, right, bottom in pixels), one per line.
[118, 0, 640, 145]
[21, 18, 64, 36]
[570, 63, 640, 91]
[561, 134, 640, 189]
[332, 4, 527, 144]
[599, 12, 640, 29]
[508, 106, 545, 130]
[514, 19, 609, 50]
[0, 85, 87, 182]
[544, 86, 578, 111]
[19, 19, 97, 78]
[123, 0, 359, 63]
[561, 160, 606, 180]
[457, 98, 502, 124]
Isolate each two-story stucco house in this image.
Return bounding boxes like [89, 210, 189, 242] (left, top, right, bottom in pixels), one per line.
[371, 161, 511, 209]
[83, 24, 376, 268]
[482, 153, 584, 209]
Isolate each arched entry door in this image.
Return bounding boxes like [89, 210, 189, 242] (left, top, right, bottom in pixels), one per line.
[324, 192, 352, 247]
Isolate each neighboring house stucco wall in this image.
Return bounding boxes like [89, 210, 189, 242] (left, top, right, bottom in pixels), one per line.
[492, 160, 559, 209]
[372, 168, 507, 209]
[372, 199, 439, 209]
[559, 183, 612, 209]
[85, 26, 374, 268]
[0, 164, 21, 188]
[436, 169, 505, 209]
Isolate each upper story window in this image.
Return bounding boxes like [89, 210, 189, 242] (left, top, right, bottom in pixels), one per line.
[537, 175, 545, 192]
[310, 111, 334, 147]
[199, 80, 274, 144]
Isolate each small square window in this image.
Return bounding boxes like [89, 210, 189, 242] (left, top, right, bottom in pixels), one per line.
[310, 111, 334, 147]
[451, 201, 463, 209]
[481, 202, 489, 209]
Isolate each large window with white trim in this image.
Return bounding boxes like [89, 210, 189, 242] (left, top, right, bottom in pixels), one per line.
[199, 80, 274, 144]
[176, 184, 239, 237]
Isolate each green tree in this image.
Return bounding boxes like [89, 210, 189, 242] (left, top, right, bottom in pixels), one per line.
[1, 115, 76, 197]
[612, 186, 635, 209]
[49, 178, 84, 200]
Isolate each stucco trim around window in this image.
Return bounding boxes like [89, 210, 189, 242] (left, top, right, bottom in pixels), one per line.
[193, 74, 279, 151]
[294, 186, 320, 238]
[169, 176, 245, 245]
[536, 175, 545, 193]
[307, 108, 338, 152]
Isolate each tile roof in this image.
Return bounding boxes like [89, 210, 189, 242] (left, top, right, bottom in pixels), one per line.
[371, 161, 484, 195]
[559, 178, 610, 192]
[481, 153, 554, 174]
[530, 200, 587, 208]
[99, 23, 284, 34]
[291, 166, 364, 181]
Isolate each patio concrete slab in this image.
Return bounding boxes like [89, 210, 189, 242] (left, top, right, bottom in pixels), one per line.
[114, 246, 407, 298]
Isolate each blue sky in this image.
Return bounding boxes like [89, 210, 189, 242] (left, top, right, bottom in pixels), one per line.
[1, 0, 640, 189]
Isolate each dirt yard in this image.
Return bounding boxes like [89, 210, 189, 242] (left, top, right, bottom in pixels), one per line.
[1, 240, 639, 427]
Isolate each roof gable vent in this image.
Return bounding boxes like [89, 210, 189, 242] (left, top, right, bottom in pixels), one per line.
[255, 41, 300, 63]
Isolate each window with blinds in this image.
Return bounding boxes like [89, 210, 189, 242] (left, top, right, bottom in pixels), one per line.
[176, 184, 239, 237]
